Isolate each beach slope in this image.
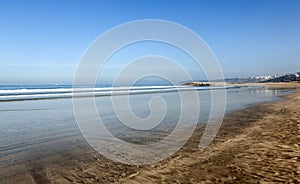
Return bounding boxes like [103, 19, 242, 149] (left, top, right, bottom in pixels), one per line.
[1, 88, 300, 183]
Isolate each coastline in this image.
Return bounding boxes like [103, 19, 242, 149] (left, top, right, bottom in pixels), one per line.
[118, 89, 300, 183]
[1, 85, 300, 183]
[190, 81, 300, 89]
[230, 82, 300, 89]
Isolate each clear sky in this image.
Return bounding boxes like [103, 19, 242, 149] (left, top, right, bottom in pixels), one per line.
[1, 0, 300, 84]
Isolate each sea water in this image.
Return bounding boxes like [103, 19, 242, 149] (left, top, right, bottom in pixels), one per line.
[0, 84, 290, 174]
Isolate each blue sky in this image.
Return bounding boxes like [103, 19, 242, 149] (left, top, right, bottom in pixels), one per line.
[0, 0, 300, 84]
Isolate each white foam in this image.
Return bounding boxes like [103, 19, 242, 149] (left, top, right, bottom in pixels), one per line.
[0, 85, 231, 102]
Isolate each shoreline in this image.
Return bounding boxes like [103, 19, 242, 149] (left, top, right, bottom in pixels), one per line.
[230, 82, 300, 89]
[118, 89, 300, 183]
[188, 81, 300, 89]
[1, 86, 300, 183]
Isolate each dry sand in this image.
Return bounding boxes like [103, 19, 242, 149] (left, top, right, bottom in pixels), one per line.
[1, 83, 300, 183]
[231, 82, 300, 89]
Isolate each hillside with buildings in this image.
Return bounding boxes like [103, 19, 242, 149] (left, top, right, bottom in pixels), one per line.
[226, 72, 300, 83]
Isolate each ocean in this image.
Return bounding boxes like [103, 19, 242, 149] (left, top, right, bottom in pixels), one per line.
[0, 84, 290, 174]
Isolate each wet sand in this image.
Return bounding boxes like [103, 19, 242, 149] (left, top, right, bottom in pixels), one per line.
[1, 85, 300, 183]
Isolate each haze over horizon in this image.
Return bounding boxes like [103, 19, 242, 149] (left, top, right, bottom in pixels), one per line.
[1, 0, 300, 84]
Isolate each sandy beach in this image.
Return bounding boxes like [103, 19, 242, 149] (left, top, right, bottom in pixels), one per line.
[1, 84, 300, 183]
[231, 82, 300, 89]
[1, 0, 299, 183]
